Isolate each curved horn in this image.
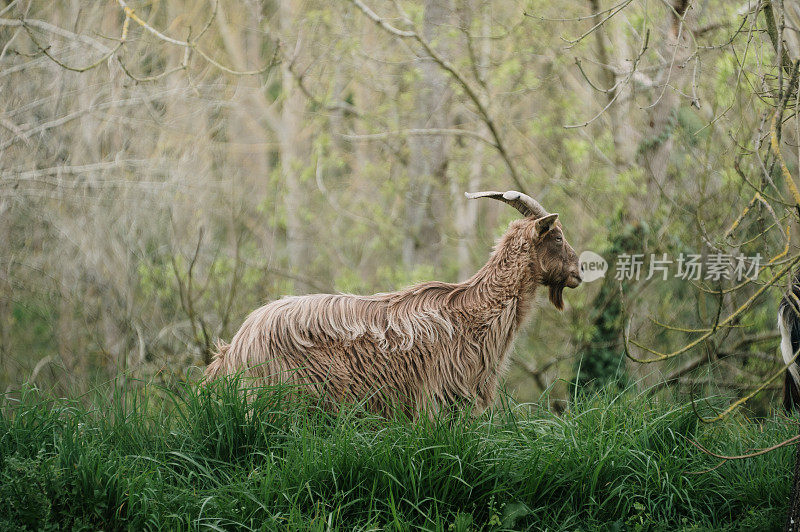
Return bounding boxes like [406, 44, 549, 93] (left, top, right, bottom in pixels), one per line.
[464, 190, 548, 218]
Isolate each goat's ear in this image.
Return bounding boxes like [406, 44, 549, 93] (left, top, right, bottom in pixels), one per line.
[533, 213, 559, 240]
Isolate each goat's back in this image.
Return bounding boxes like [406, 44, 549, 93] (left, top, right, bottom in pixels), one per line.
[204, 290, 470, 413]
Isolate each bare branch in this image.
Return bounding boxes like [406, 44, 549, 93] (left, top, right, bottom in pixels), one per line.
[0, 17, 112, 53]
[624, 254, 800, 363]
[339, 128, 497, 147]
[349, 0, 526, 190]
[684, 433, 800, 461]
[116, 0, 276, 76]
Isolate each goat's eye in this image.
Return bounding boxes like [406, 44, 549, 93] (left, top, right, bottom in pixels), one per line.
[555, 236, 563, 243]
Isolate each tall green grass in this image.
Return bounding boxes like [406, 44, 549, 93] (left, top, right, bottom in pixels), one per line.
[0, 377, 794, 530]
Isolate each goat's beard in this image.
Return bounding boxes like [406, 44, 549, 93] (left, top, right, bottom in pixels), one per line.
[548, 284, 565, 311]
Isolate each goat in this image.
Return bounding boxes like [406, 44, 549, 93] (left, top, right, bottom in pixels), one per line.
[779, 269, 800, 412]
[204, 190, 582, 415]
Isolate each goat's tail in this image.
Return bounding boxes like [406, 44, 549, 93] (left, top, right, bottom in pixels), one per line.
[203, 339, 231, 382]
[779, 269, 800, 412]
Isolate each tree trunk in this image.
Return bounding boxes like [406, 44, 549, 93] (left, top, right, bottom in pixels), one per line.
[402, 0, 453, 269]
[787, 425, 800, 531]
[639, 0, 691, 188]
[589, 0, 636, 167]
[454, 0, 488, 281]
[279, 0, 310, 292]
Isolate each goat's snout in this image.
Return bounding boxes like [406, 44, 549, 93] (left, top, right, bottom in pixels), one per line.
[565, 248, 582, 288]
[566, 269, 582, 288]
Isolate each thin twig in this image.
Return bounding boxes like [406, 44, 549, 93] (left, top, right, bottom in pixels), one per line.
[116, 0, 275, 76]
[340, 128, 497, 147]
[684, 433, 800, 460]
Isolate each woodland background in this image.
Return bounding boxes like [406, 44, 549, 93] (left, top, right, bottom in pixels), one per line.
[2, 0, 800, 412]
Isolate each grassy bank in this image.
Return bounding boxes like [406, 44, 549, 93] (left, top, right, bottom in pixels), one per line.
[0, 379, 794, 531]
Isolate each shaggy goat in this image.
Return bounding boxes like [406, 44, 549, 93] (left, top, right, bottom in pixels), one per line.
[205, 190, 582, 415]
[779, 269, 800, 411]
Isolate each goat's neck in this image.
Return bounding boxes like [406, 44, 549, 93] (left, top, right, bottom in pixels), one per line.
[464, 225, 538, 326]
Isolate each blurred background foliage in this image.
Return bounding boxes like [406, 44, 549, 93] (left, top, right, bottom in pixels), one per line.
[1, 0, 799, 412]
